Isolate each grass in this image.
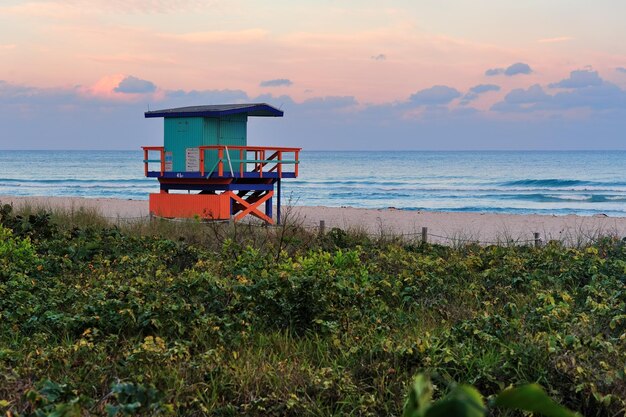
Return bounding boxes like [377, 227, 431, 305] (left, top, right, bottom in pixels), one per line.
[0, 202, 625, 416]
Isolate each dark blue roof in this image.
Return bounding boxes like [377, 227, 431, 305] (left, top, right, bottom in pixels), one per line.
[145, 103, 283, 118]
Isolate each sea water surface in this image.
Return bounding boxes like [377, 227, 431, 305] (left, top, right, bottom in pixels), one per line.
[1, 150, 625, 216]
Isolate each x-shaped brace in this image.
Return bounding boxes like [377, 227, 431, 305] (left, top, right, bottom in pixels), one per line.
[228, 191, 274, 224]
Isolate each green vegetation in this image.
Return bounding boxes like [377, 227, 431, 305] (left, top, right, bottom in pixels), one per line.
[402, 374, 578, 417]
[0, 204, 624, 416]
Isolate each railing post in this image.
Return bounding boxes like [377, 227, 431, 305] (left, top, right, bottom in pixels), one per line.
[240, 149, 244, 177]
[200, 148, 205, 176]
[295, 150, 299, 177]
[260, 150, 264, 178]
[276, 178, 281, 225]
[218, 148, 224, 177]
[143, 148, 148, 177]
[160, 148, 165, 176]
[277, 151, 282, 177]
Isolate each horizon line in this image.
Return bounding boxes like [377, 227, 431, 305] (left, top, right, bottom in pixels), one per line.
[2, 149, 626, 152]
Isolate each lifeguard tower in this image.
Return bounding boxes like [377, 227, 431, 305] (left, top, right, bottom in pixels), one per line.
[142, 103, 300, 224]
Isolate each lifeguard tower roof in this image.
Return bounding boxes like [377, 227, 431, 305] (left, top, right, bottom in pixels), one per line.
[144, 103, 283, 118]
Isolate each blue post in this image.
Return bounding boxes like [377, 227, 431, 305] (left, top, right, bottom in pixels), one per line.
[277, 179, 281, 225]
[265, 195, 272, 220]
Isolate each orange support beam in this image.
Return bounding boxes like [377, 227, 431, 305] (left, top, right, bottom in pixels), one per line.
[229, 191, 274, 224]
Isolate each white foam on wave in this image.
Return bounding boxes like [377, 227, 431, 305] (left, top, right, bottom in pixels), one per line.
[545, 194, 593, 201]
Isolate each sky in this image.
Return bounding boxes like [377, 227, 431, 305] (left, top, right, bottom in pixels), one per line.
[1, 0, 626, 150]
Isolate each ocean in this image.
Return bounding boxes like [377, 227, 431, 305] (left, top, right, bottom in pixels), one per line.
[1, 150, 625, 217]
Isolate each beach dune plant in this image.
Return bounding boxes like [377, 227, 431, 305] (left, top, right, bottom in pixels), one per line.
[0, 204, 625, 416]
[403, 374, 578, 417]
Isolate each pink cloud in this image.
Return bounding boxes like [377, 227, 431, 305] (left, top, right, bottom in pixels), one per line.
[2, 2, 614, 108]
[0, 0, 210, 16]
[82, 53, 176, 66]
[82, 74, 126, 97]
[538, 36, 574, 44]
[161, 29, 269, 44]
[80, 74, 160, 101]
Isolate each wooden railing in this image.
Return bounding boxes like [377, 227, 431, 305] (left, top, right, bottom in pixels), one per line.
[142, 145, 300, 178]
[198, 145, 301, 178]
[142, 146, 165, 176]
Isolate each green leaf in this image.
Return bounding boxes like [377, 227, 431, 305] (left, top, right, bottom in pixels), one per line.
[403, 374, 433, 417]
[425, 399, 484, 417]
[494, 384, 579, 417]
[426, 385, 485, 417]
[456, 385, 485, 417]
[106, 404, 119, 417]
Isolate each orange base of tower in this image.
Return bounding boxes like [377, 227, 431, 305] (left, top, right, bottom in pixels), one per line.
[149, 193, 231, 220]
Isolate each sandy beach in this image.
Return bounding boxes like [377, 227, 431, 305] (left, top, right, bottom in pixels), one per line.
[2, 195, 625, 245]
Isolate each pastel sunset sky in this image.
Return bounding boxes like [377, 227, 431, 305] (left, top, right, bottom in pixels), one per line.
[1, 0, 626, 149]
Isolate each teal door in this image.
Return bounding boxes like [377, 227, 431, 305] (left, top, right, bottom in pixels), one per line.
[218, 116, 247, 174]
[202, 118, 219, 175]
